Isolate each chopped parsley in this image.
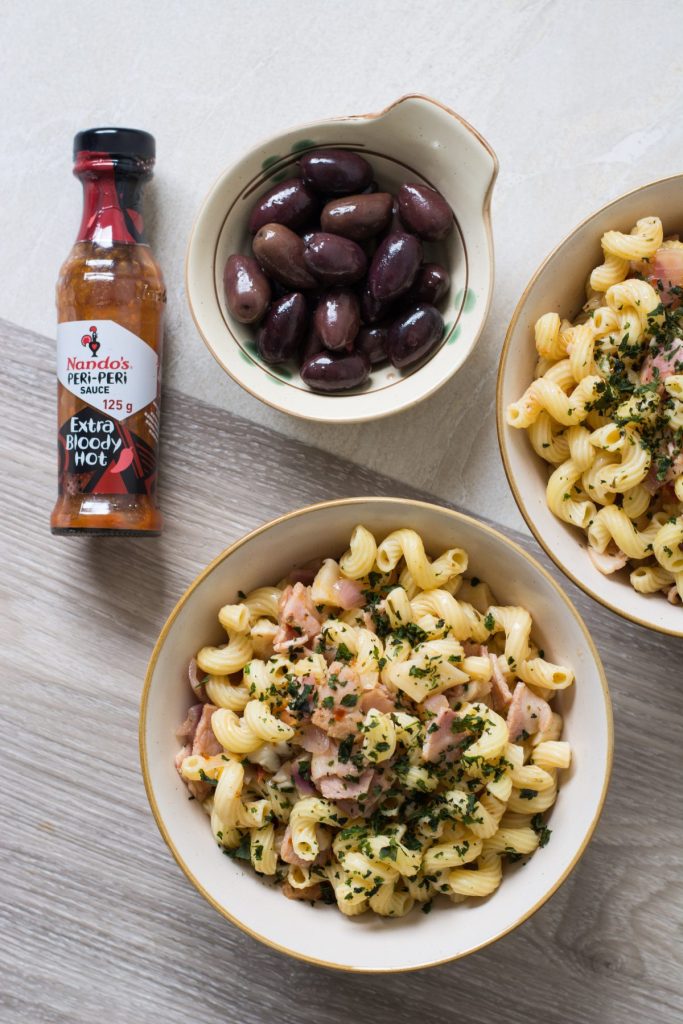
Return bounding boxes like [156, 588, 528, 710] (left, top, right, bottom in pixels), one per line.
[287, 680, 314, 713]
[531, 813, 552, 847]
[223, 834, 250, 861]
[336, 642, 354, 662]
[338, 736, 354, 763]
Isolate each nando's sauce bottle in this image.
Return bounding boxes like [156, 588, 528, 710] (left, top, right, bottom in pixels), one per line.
[51, 127, 165, 535]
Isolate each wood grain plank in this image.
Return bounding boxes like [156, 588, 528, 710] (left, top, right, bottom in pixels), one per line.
[1, 318, 681, 1024]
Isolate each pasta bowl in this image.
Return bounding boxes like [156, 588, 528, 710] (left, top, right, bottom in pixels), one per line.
[185, 94, 497, 422]
[140, 497, 611, 972]
[497, 175, 683, 637]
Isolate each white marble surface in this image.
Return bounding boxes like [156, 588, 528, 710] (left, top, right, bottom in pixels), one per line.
[4, 0, 683, 529]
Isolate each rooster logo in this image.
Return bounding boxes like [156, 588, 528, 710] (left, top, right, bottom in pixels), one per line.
[81, 325, 100, 356]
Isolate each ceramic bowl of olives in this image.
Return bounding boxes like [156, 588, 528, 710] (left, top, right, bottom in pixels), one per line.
[186, 94, 498, 422]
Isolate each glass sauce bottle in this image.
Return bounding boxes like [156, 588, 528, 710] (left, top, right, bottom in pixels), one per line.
[51, 127, 165, 535]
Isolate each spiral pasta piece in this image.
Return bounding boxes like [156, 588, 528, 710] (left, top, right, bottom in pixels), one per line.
[485, 606, 532, 667]
[547, 457, 597, 529]
[196, 600, 254, 676]
[507, 374, 601, 429]
[528, 412, 570, 465]
[601, 216, 663, 261]
[517, 658, 574, 691]
[590, 305, 621, 339]
[376, 529, 467, 589]
[385, 586, 415, 628]
[243, 586, 282, 621]
[410, 589, 489, 642]
[566, 323, 596, 382]
[588, 507, 665, 560]
[368, 882, 414, 918]
[507, 781, 558, 814]
[311, 558, 342, 605]
[630, 563, 674, 594]
[339, 524, 377, 579]
[448, 850, 502, 898]
[204, 675, 251, 712]
[534, 312, 565, 360]
[532, 741, 572, 771]
[653, 516, 683, 574]
[422, 835, 483, 871]
[589, 252, 630, 293]
[290, 798, 346, 860]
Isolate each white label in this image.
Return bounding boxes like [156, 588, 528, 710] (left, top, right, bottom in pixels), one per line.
[57, 319, 158, 421]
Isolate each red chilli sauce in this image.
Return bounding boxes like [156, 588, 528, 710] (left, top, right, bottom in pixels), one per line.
[51, 127, 165, 535]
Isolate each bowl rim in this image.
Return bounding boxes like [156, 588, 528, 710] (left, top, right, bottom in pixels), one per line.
[139, 495, 613, 973]
[496, 173, 683, 638]
[184, 93, 499, 424]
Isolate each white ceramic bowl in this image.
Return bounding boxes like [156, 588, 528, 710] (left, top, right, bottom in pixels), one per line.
[497, 175, 683, 637]
[186, 95, 497, 423]
[140, 497, 612, 972]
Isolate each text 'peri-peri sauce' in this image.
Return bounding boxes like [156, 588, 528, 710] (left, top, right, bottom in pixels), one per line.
[51, 127, 165, 535]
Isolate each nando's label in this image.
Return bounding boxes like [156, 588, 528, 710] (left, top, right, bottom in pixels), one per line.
[56, 320, 159, 496]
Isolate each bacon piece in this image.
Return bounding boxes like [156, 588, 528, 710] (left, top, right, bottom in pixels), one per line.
[281, 582, 324, 636]
[636, 245, 683, 307]
[640, 336, 683, 385]
[284, 560, 322, 587]
[194, 704, 221, 757]
[280, 825, 312, 868]
[187, 658, 209, 702]
[423, 694, 449, 716]
[174, 744, 209, 800]
[309, 736, 377, 801]
[336, 766, 394, 819]
[311, 662, 363, 739]
[360, 683, 396, 715]
[273, 625, 309, 653]
[174, 704, 215, 801]
[292, 763, 316, 796]
[270, 760, 294, 786]
[361, 610, 377, 633]
[176, 703, 203, 746]
[183, 775, 212, 803]
[422, 705, 468, 763]
[274, 756, 315, 796]
[489, 652, 513, 713]
[311, 746, 346, 782]
[298, 723, 334, 754]
[282, 881, 323, 901]
[318, 769, 374, 801]
[310, 744, 367, 789]
[588, 546, 628, 575]
[506, 683, 553, 741]
[273, 582, 324, 652]
[643, 446, 683, 494]
[332, 577, 365, 610]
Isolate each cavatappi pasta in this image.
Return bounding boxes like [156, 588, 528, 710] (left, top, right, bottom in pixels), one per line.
[507, 216, 683, 604]
[174, 527, 573, 918]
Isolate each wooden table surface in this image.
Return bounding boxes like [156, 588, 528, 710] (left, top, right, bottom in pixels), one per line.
[2, 318, 682, 1024]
